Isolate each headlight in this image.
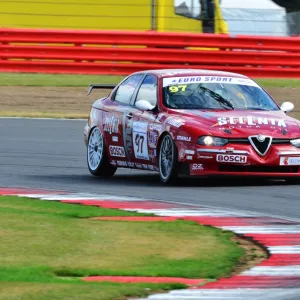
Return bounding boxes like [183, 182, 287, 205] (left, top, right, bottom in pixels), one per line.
[291, 138, 300, 148]
[198, 136, 228, 146]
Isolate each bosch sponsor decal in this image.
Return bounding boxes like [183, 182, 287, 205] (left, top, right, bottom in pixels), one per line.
[163, 76, 259, 87]
[217, 154, 247, 164]
[133, 122, 149, 160]
[103, 115, 120, 134]
[280, 157, 300, 166]
[167, 118, 185, 128]
[109, 146, 126, 157]
[213, 117, 287, 128]
[177, 136, 191, 142]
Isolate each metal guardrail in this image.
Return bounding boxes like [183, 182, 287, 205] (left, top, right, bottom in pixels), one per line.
[1, 28, 300, 77]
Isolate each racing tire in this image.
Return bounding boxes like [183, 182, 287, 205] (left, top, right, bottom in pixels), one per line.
[158, 134, 179, 184]
[87, 126, 117, 177]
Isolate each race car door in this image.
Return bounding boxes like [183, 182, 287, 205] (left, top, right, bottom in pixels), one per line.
[103, 74, 143, 165]
[131, 74, 160, 168]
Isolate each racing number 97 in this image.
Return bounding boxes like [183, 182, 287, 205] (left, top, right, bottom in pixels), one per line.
[169, 85, 187, 93]
[135, 134, 144, 154]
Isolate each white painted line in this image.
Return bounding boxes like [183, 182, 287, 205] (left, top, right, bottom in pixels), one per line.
[16, 194, 65, 199]
[125, 209, 250, 217]
[18, 193, 145, 201]
[143, 289, 300, 300]
[221, 225, 300, 234]
[269, 245, 300, 254]
[242, 265, 300, 276]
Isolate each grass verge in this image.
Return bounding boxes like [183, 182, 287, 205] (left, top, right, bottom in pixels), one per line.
[0, 73, 299, 119]
[0, 72, 299, 88]
[0, 282, 185, 300]
[0, 195, 249, 299]
[0, 73, 124, 86]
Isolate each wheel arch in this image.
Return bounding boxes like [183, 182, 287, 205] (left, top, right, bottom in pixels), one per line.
[156, 131, 178, 161]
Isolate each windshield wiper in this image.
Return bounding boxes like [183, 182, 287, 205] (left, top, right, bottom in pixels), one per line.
[199, 87, 234, 110]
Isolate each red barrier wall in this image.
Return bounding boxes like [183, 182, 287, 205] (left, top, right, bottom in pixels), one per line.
[1, 28, 300, 78]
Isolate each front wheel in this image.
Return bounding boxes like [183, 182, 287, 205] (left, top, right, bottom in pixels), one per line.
[87, 127, 117, 177]
[158, 134, 179, 184]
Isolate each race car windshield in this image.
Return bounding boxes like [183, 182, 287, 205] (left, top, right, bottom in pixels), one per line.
[162, 77, 279, 111]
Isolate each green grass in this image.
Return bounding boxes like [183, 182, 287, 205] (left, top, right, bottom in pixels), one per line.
[0, 72, 299, 87]
[256, 78, 300, 88]
[0, 282, 186, 300]
[0, 73, 124, 86]
[0, 195, 244, 299]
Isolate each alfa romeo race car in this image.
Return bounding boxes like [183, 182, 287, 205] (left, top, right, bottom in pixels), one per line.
[84, 69, 300, 184]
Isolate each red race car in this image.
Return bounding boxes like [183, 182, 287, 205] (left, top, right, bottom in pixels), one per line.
[84, 69, 300, 184]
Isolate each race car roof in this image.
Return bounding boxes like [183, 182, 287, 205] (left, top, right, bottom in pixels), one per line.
[140, 69, 248, 79]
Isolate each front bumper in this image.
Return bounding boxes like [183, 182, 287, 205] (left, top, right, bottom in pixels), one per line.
[176, 141, 300, 178]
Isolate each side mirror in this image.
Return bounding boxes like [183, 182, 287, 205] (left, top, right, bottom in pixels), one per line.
[280, 102, 294, 113]
[135, 100, 155, 111]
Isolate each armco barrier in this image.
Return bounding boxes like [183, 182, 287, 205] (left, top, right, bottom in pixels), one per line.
[1, 28, 300, 77]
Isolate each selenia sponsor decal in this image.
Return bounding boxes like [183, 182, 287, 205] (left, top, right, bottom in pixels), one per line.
[217, 155, 247, 164]
[280, 157, 300, 166]
[213, 116, 287, 128]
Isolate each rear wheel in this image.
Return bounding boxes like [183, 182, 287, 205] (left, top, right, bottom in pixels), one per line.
[87, 127, 117, 177]
[158, 134, 179, 184]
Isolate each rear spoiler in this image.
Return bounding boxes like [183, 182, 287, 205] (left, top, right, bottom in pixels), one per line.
[87, 84, 117, 95]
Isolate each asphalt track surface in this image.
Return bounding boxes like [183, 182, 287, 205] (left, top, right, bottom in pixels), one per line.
[1, 117, 300, 299]
[1, 118, 300, 221]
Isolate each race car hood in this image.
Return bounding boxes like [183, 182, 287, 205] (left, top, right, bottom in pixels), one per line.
[169, 109, 300, 138]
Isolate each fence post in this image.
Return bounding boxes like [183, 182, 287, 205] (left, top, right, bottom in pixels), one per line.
[151, 0, 156, 30]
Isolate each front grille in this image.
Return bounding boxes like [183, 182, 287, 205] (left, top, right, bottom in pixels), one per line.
[219, 165, 299, 173]
[227, 138, 290, 145]
[250, 136, 272, 156]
